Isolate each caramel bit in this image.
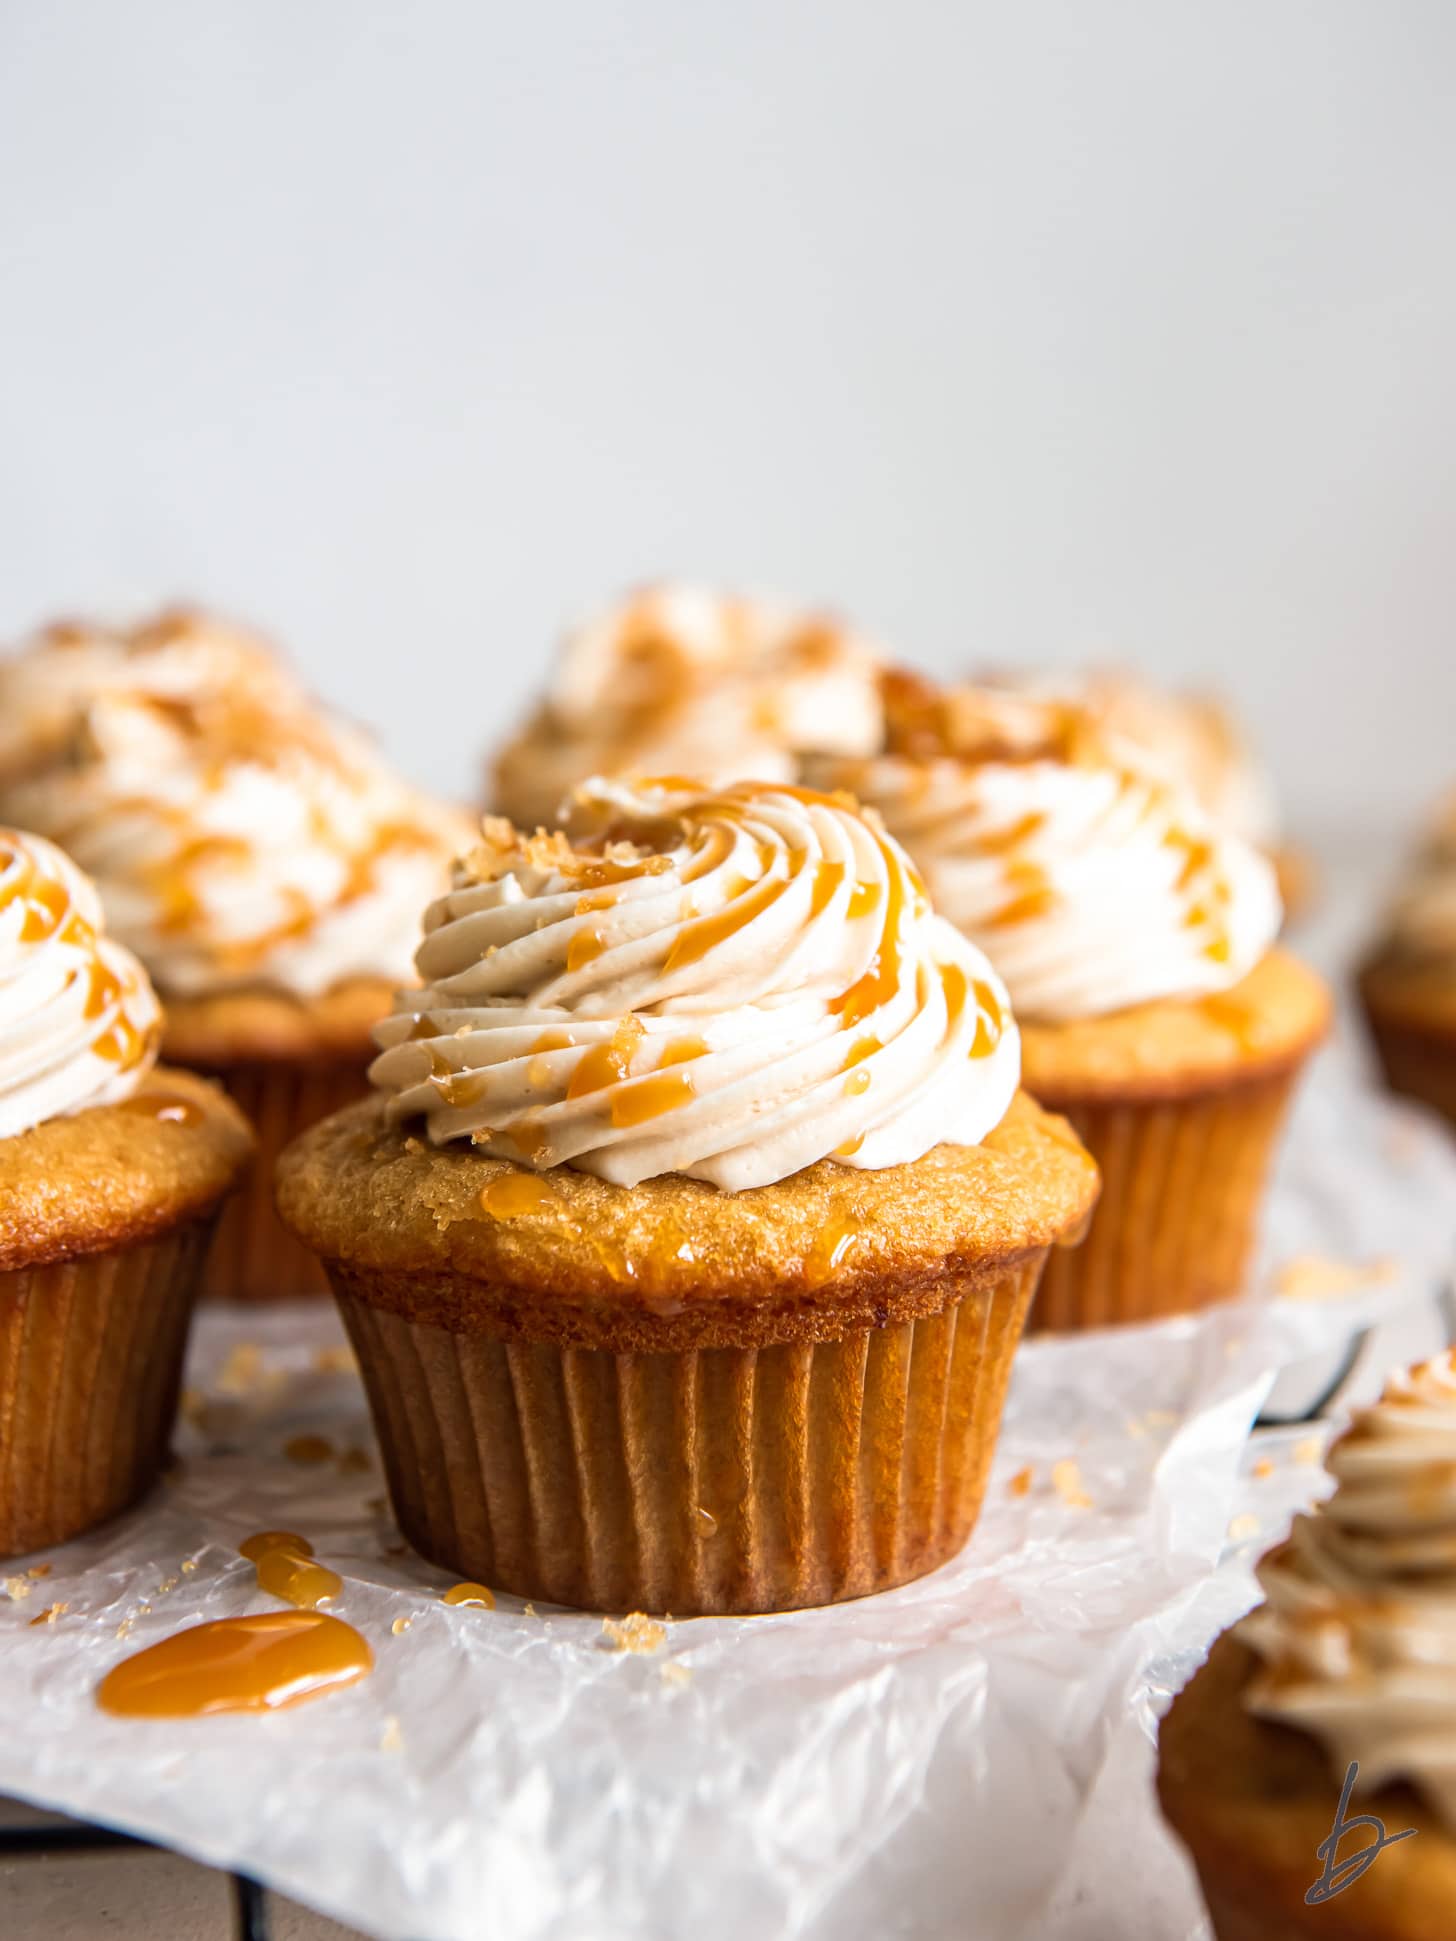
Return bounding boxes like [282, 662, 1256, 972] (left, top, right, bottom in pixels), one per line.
[26, 1563, 51, 1580]
[1273, 1255, 1399, 1302]
[1051, 1459, 1092, 1510]
[602, 1611, 667, 1654]
[5, 1576, 34, 1603]
[481, 1173, 558, 1220]
[283, 1433, 336, 1466]
[380, 1716, 404, 1753]
[28, 1603, 69, 1626]
[1007, 1465, 1034, 1499]
[240, 1530, 342, 1611]
[442, 1582, 496, 1609]
[803, 1215, 865, 1288]
[391, 1616, 412, 1636]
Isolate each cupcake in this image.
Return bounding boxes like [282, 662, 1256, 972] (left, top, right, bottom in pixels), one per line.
[1359, 792, 1456, 1131]
[490, 583, 885, 826]
[277, 778, 1098, 1615]
[0, 827, 251, 1556]
[817, 676, 1330, 1330]
[0, 607, 471, 1301]
[1159, 1353, 1456, 1939]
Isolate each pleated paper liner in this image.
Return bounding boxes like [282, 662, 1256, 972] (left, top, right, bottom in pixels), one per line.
[1027, 1068, 1299, 1332]
[199, 1061, 370, 1302]
[1359, 996, 1456, 1135]
[331, 1252, 1047, 1616]
[0, 1218, 214, 1559]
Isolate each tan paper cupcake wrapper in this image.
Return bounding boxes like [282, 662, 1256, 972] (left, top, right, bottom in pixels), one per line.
[331, 1253, 1045, 1616]
[1361, 1004, 1456, 1133]
[1029, 1072, 1299, 1332]
[0, 1219, 214, 1559]
[200, 1062, 369, 1302]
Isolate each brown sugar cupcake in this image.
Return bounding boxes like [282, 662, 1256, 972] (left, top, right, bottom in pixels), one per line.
[1359, 792, 1456, 1130]
[817, 677, 1330, 1329]
[277, 778, 1098, 1615]
[1159, 1352, 1456, 1939]
[0, 828, 251, 1556]
[0, 608, 470, 1301]
[490, 583, 885, 826]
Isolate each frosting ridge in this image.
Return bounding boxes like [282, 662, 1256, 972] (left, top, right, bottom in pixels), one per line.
[0, 828, 161, 1140]
[371, 777, 1020, 1190]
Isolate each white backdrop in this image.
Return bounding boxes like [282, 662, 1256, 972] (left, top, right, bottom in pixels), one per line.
[2, 1, 1453, 828]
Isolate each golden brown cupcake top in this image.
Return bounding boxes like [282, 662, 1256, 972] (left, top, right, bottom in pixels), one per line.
[0, 827, 161, 1140]
[0, 607, 471, 1002]
[0, 1064, 253, 1271]
[490, 584, 885, 828]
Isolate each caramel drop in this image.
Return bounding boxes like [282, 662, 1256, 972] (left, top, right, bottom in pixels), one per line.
[97, 1612, 373, 1717]
[480, 1173, 557, 1219]
[442, 1582, 496, 1609]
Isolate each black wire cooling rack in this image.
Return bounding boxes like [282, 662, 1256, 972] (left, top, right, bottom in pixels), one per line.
[0, 1814, 277, 1940]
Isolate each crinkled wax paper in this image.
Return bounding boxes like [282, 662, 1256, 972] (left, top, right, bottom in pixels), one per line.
[1, 1049, 1453, 1941]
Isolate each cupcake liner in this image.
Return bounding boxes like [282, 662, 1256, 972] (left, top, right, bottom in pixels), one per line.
[329, 1252, 1046, 1616]
[1028, 1070, 1299, 1332]
[201, 1061, 369, 1302]
[1360, 1000, 1456, 1133]
[0, 1219, 214, 1559]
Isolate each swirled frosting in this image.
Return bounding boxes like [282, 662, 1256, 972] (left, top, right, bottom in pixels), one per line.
[817, 678, 1281, 1022]
[370, 778, 1019, 1190]
[977, 667, 1281, 852]
[1372, 791, 1456, 971]
[1240, 1353, 1456, 1831]
[0, 610, 471, 999]
[0, 828, 161, 1140]
[491, 585, 886, 828]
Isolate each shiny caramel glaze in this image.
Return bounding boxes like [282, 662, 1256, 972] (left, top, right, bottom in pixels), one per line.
[98, 1611, 372, 1717]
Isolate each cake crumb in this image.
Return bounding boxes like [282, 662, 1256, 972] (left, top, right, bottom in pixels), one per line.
[1273, 1254, 1399, 1302]
[380, 1716, 404, 1753]
[1007, 1465, 1034, 1498]
[313, 1345, 360, 1377]
[181, 1558, 198, 1574]
[524, 1603, 537, 1617]
[661, 1661, 692, 1688]
[1227, 1514, 1261, 1543]
[26, 1563, 51, 1579]
[391, 1616, 412, 1636]
[603, 1612, 667, 1654]
[216, 1343, 264, 1396]
[28, 1602, 68, 1626]
[5, 1577, 33, 1602]
[1051, 1459, 1092, 1510]
[403, 1136, 425, 1154]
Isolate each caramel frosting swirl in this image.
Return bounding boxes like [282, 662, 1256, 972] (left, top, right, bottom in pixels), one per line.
[0, 609, 471, 999]
[1241, 1353, 1456, 1832]
[370, 778, 1019, 1190]
[0, 828, 160, 1140]
[491, 584, 885, 828]
[818, 680, 1281, 1022]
